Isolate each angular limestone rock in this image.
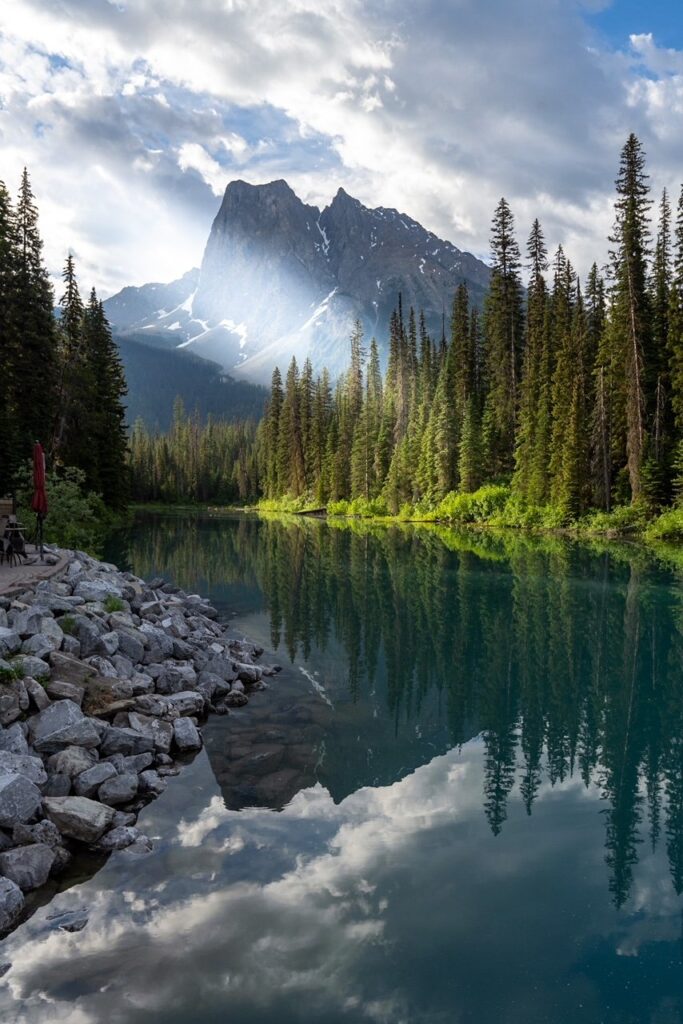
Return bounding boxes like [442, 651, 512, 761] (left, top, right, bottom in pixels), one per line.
[43, 796, 115, 843]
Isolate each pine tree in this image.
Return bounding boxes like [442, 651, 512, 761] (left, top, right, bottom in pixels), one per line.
[53, 254, 95, 476]
[609, 133, 652, 502]
[0, 180, 17, 494]
[670, 185, 683, 493]
[264, 367, 284, 497]
[644, 188, 673, 503]
[482, 198, 525, 477]
[278, 357, 305, 495]
[13, 169, 58, 467]
[83, 291, 129, 508]
[513, 219, 549, 501]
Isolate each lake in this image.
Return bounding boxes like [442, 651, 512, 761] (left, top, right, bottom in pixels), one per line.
[1, 511, 683, 1024]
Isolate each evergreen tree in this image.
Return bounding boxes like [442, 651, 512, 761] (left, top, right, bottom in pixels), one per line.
[0, 181, 17, 494]
[609, 133, 652, 502]
[278, 357, 306, 495]
[53, 254, 95, 477]
[670, 185, 683, 493]
[13, 169, 58, 467]
[83, 290, 129, 508]
[513, 219, 549, 501]
[482, 198, 525, 476]
[644, 188, 673, 503]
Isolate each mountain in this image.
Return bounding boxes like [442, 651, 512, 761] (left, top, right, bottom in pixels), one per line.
[105, 180, 491, 384]
[118, 335, 267, 430]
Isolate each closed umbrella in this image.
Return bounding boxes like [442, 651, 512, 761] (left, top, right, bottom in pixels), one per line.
[31, 442, 48, 562]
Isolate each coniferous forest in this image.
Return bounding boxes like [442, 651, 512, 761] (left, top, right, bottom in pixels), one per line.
[6, 137, 683, 536]
[0, 170, 128, 510]
[244, 135, 683, 525]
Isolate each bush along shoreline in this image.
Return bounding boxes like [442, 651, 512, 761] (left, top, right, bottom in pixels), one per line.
[255, 485, 683, 542]
[0, 547, 280, 936]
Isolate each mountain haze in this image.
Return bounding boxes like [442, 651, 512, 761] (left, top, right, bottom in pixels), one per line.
[105, 180, 491, 384]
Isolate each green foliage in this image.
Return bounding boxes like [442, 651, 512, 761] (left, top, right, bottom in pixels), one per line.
[577, 502, 650, 536]
[258, 495, 315, 513]
[0, 663, 23, 684]
[103, 595, 124, 613]
[644, 506, 683, 541]
[59, 615, 77, 636]
[14, 463, 112, 554]
[434, 485, 510, 523]
[0, 170, 130, 514]
[130, 402, 258, 505]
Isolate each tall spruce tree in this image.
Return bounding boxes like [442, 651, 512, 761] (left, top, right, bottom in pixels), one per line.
[482, 198, 525, 477]
[13, 169, 57, 467]
[670, 185, 683, 493]
[53, 254, 94, 476]
[0, 181, 17, 494]
[513, 219, 549, 501]
[609, 133, 652, 502]
[644, 188, 673, 503]
[83, 290, 129, 508]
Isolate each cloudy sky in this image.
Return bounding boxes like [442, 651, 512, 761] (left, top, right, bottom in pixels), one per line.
[1, 0, 682, 297]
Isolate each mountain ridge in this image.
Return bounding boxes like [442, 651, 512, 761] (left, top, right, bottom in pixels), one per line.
[104, 179, 491, 383]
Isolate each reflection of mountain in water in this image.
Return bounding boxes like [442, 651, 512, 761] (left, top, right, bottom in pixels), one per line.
[109, 512, 683, 908]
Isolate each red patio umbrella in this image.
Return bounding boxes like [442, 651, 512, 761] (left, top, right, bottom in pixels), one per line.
[31, 442, 48, 561]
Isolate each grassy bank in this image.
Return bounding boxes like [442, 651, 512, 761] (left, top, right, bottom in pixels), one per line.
[256, 486, 683, 543]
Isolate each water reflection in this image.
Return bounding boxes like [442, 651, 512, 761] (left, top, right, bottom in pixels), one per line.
[110, 514, 683, 910]
[1, 515, 683, 1022]
[1, 743, 681, 1024]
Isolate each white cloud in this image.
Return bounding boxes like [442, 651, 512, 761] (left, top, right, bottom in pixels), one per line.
[1, 0, 682, 295]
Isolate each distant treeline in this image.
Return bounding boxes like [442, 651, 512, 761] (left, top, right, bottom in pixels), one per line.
[0, 171, 128, 509]
[129, 399, 258, 504]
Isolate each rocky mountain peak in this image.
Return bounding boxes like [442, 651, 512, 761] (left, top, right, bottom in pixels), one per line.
[105, 178, 491, 384]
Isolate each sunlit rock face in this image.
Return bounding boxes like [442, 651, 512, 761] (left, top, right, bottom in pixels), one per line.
[105, 179, 491, 383]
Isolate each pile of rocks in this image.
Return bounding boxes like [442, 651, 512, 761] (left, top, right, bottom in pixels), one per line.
[0, 548, 278, 934]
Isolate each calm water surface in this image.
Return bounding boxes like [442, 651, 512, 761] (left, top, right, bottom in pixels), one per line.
[1, 512, 683, 1024]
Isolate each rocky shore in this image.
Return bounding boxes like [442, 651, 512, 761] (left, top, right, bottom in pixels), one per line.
[0, 547, 279, 935]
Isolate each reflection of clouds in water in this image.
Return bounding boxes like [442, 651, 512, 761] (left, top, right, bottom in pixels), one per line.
[0, 745, 679, 1024]
[0, 751, 479, 1023]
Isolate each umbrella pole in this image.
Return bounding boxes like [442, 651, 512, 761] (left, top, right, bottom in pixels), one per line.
[38, 513, 44, 564]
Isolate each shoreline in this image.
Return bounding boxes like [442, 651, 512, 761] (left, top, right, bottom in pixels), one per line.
[0, 545, 279, 937]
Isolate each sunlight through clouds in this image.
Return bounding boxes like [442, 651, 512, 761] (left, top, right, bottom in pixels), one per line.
[1, 1, 683, 291]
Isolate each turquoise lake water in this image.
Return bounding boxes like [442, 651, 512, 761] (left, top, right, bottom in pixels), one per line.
[1, 512, 683, 1023]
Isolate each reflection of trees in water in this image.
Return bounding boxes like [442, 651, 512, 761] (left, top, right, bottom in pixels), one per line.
[114, 513, 683, 907]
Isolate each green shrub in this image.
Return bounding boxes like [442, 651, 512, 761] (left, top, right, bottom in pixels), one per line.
[328, 499, 349, 516]
[0, 663, 23, 685]
[434, 485, 510, 524]
[578, 502, 650, 536]
[14, 463, 114, 555]
[103, 595, 124, 613]
[60, 615, 77, 636]
[644, 506, 683, 541]
[258, 495, 317, 513]
[344, 496, 390, 517]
